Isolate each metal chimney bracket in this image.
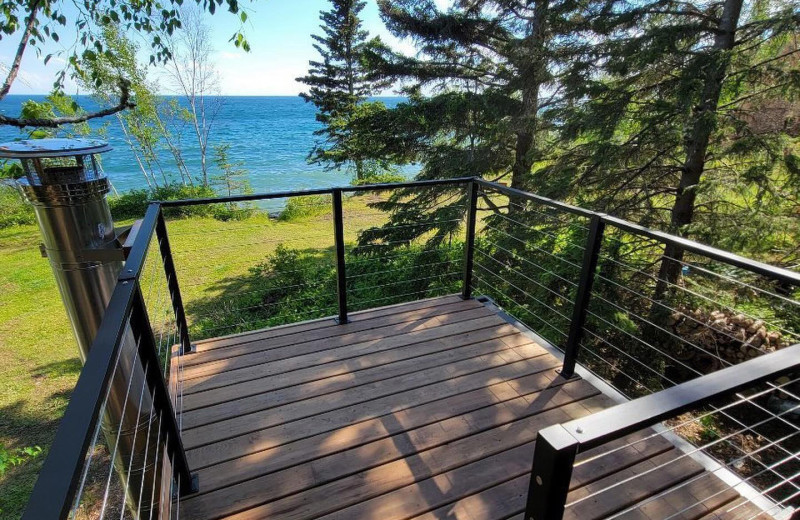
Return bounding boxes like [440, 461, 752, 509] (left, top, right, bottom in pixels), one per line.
[74, 246, 127, 262]
[119, 219, 143, 259]
[39, 245, 126, 263]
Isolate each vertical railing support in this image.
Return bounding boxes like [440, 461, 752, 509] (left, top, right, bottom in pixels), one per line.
[154, 206, 193, 354]
[524, 425, 579, 520]
[332, 189, 348, 324]
[461, 179, 479, 300]
[130, 283, 198, 495]
[561, 214, 605, 378]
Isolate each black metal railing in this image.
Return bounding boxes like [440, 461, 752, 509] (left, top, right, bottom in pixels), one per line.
[22, 204, 196, 520]
[469, 178, 800, 518]
[24, 177, 800, 519]
[526, 343, 800, 519]
[471, 179, 800, 386]
[160, 178, 469, 340]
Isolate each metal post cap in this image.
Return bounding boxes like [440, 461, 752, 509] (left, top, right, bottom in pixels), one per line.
[0, 138, 112, 158]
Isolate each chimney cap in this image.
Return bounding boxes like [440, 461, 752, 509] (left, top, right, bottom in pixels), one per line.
[0, 138, 111, 159]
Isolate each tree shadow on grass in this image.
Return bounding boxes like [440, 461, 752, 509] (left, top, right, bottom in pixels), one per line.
[29, 357, 82, 380]
[0, 389, 75, 520]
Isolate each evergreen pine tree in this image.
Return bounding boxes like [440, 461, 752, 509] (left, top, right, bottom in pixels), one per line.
[297, 0, 388, 180]
[542, 0, 800, 280]
[348, 0, 597, 249]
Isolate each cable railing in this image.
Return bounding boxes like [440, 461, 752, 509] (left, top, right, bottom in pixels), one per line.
[471, 178, 800, 518]
[159, 180, 470, 337]
[23, 176, 800, 519]
[342, 182, 466, 314]
[163, 193, 338, 340]
[526, 344, 800, 519]
[23, 204, 195, 520]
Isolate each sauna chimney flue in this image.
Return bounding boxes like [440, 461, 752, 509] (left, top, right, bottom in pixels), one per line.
[0, 138, 120, 357]
[0, 138, 160, 515]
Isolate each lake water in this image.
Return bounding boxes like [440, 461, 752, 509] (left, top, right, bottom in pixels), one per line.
[0, 95, 416, 198]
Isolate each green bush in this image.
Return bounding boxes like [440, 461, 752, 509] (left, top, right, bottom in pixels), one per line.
[188, 241, 463, 338]
[109, 184, 255, 221]
[0, 185, 35, 229]
[351, 171, 406, 186]
[278, 195, 330, 221]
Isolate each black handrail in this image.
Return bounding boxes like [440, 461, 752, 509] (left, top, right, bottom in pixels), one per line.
[524, 342, 800, 520]
[23, 279, 141, 520]
[475, 179, 800, 287]
[23, 204, 196, 520]
[473, 180, 800, 377]
[157, 176, 475, 207]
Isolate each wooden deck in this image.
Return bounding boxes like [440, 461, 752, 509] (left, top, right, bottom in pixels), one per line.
[176, 295, 768, 520]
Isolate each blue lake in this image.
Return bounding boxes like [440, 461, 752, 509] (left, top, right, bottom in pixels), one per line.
[0, 95, 417, 200]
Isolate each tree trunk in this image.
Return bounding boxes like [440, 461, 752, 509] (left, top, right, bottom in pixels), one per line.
[510, 0, 549, 192]
[355, 159, 364, 181]
[511, 129, 534, 190]
[655, 0, 743, 298]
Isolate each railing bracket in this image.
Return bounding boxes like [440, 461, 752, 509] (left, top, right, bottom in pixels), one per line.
[554, 368, 580, 380]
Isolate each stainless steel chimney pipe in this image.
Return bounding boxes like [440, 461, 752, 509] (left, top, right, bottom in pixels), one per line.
[0, 139, 160, 515]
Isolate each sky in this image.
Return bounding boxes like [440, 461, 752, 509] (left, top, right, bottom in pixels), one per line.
[0, 0, 435, 96]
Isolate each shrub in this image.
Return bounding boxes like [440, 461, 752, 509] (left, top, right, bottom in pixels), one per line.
[351, 171, 406, 186]
[278, 195, 330, 221]
[109, 184, 255, 221]
[0, 185, 35, 229]
[351, 161, 407, 186]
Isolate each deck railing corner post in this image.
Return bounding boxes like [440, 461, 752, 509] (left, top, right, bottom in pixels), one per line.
[562, 214, 606, 378]
[461, 180, 479, 300]
[525, 424, 579, 520]
[332, 188, 349, 324]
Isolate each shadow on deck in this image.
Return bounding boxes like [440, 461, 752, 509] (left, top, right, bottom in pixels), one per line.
[173, 295, 768, 520]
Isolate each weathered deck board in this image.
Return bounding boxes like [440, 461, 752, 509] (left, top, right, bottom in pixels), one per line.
[177, 295, 769, 520]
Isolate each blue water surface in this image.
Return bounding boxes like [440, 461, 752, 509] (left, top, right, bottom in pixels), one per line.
[0, 95, 416, 197]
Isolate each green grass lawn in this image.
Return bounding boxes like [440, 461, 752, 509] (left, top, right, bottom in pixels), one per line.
[0, 223, 78, 519]
[0, 194, 389, 519]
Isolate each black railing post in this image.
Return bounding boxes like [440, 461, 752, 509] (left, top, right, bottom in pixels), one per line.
[461, 179, 479, 300]
[562, 214, 605, 378]
[524, 424, 579, 520]
[332, 189, 348, 324]
[154, 206, 193, 354]
[130, 282, 198, 495]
